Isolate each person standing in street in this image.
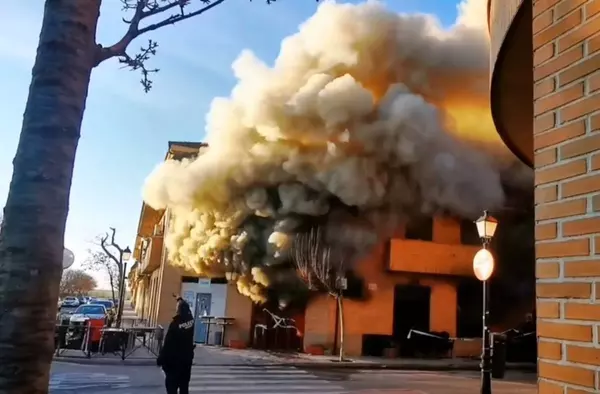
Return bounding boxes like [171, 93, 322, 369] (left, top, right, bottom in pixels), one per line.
[157, 297, 195, 394]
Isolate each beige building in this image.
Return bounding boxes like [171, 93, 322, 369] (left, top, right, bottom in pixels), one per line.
[128, 141, 253, 346]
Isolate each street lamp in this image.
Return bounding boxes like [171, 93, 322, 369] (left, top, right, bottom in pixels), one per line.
[122, 247, 132, 262]
[116, 246, 132, 328]
[474, 210, 498, 394]
[475, 210, 498, 244]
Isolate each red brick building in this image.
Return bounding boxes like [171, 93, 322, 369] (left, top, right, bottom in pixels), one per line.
[303, 217, 481, 356]
[490, 0, 600, 391]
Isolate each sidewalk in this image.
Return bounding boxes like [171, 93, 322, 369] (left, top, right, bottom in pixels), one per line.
[195, 347, 537, 371]
[55, 344, 536, 372]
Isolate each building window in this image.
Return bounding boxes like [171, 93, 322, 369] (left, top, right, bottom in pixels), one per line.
[181, 276, 199, 283]
[460, 219, 481, 245]
[405, 217, 434, 241]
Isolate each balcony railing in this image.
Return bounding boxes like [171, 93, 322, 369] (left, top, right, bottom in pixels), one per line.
[140, 236, 163, 274]
[388, 239, 481, 277]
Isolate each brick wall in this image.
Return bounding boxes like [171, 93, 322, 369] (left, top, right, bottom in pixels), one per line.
[534, 0, 600, 392]
[303, 240, 459, 356]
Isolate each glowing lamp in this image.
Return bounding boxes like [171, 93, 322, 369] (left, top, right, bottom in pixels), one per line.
[473, 248, 494, 281]
[475, 210, 498, 241]
[122, 247, 132, 262]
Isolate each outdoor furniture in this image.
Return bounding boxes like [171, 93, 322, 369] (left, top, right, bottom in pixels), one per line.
[214, 317, 235, 346]
[506, 330, 536, 363]
[54, 324, 69, 355]
[252, 309, 299, 351]
[100, 327, 128, 359]
[120, 326, 163, 358]
[253, 323, 268, 349]
[200, 316, 217, 345]
[405, 329, 455, 358]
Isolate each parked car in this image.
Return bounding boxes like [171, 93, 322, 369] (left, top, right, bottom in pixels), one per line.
[95, 299, 115, 312]
[69, 304, 108, 324]
[94, 299, 116, 325]
[61, 296, 80, 308]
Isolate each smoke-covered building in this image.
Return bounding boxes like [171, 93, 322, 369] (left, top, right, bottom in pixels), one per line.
[129, 141, 254, 346]
[129, 141, 503, 357]
[490, 0, 600, 392]
[126, 0, 539, 360]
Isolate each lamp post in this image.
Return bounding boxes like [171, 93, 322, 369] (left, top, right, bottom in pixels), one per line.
[116, 246, 132, 328]
[474, 210, 498, 394]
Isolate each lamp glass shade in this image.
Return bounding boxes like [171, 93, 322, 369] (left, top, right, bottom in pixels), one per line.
[63, 248, 75, 269]
[122, 247, 132, 262]
[475, 215, 498, 239]
[473, 248, 494, 281]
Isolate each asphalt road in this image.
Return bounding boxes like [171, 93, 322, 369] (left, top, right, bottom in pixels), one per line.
[50, 361, 536, 394]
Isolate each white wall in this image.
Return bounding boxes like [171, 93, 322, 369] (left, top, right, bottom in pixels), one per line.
[180, 280, 228, 345]
[210, 284, 227, 317]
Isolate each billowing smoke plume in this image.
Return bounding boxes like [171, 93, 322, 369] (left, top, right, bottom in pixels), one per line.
[143, 0, 524, 303]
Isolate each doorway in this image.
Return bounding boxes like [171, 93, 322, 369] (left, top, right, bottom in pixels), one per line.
[194, 293, 212, 343]
[392, 284, 431, 340]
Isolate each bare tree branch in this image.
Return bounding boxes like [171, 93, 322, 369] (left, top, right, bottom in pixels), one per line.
[93, 0, 288, 91]
[94, 0, 226, 91]
[83, 249, 120, 305]
[291, 227, 347, 296]
[100, 227, 124, 273]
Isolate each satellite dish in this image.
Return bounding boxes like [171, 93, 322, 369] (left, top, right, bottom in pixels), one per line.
[63, 248, 75, 269]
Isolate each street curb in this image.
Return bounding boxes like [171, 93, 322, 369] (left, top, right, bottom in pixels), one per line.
[53, 357, 536, 372]
[285, 362, 537, 372]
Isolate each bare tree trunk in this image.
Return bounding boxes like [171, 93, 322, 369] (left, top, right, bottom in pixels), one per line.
[337, 295, 345, 362]
[108, 274, 117, 305]
[0, 1, 101, 392]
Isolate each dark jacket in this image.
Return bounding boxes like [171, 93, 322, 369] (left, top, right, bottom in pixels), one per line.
[157, 300, 195, 369]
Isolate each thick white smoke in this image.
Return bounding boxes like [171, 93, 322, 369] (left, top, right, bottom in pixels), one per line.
[143, 0, 513, 303]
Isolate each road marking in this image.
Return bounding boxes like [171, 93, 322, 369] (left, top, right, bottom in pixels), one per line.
[188, 365, 345, 393]
[49, 372, 130, 391]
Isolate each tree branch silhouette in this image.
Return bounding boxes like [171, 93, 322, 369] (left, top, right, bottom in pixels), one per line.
[93, 0, 307, 91]
[94, 0, 225, 91]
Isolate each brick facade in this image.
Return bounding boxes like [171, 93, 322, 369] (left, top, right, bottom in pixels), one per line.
[534, 0, 600, 392]
[304, 217, 472, 357]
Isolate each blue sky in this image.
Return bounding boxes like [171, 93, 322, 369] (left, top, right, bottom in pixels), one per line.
[0, 1, 461, 287]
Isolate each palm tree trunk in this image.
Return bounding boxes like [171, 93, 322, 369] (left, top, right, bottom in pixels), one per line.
[337, 295, 345, 362]
[0, 1, 101, 392]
